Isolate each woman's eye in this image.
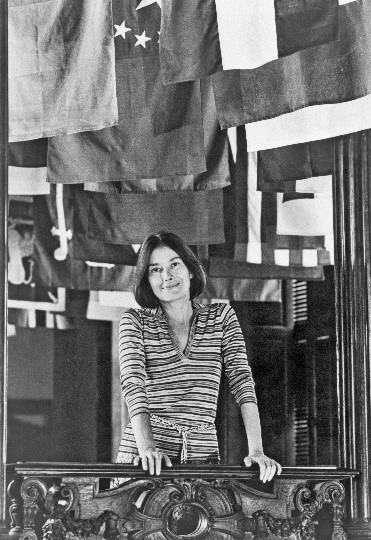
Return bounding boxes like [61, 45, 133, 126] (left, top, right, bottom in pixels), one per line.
[150, 267, 160, 274]
[171, 261, 180, 268]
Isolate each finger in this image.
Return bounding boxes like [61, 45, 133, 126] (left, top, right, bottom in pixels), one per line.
[155, 453, 162, 476]
[148, 454, 155, 476]
[244, 456, 252, 467]
[163, 454, 172, 467]
[267, 462, 277, 482]
[133, 456, 140, 466]
[276, 462, 283, 475]
[259, 460, 268, 482]
[141, 455, 148, 472]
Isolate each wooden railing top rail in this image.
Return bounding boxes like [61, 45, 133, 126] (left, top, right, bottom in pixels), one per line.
[7, 462, 359, 480]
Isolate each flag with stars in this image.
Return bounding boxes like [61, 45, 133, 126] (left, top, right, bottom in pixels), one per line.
[46, 0, 229, 191]
[159, 0, 339, 84]
[8, 0, 118, 142]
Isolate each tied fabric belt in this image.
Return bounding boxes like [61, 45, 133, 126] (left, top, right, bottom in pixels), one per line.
[150, 414, 215, 464]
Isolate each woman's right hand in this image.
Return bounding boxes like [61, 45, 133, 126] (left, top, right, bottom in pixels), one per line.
[134, 446, 172, 476]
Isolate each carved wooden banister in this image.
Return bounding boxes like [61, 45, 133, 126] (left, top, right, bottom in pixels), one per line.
[6, 463, 357, 540]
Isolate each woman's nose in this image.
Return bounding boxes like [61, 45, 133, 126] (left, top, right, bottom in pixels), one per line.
[162, 268, 173, 280]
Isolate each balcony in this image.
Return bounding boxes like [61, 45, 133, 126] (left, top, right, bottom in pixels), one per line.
[6, 463, 357, 540]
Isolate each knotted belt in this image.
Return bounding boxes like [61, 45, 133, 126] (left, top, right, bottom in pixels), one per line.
[150, 414, 215, 464]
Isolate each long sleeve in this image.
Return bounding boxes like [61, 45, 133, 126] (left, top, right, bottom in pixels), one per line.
[119, 310, 150, 418]
[221, 304, 257, 406]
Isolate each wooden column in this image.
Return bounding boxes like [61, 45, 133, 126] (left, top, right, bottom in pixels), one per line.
[333, 131, 371, 537]
[0, 0, 8, 533]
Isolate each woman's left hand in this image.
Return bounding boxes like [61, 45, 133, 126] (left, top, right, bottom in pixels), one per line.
[244, 453, 282, 483]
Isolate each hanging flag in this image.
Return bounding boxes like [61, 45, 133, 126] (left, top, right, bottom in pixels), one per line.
[32, 184, 225, 288]
[159, 0, 339, 84]
[8, 0, 118, 142]
[206, 127, 327, 280]
[208, 257, 325, 280]
[46, 0, 220, 189]
[65, 185, 138, 265]
[212, 0, 370, 149]
[83, 78, 230, 193]
[243, 93, 371, 151]
[86, 291, 140, 321]
[232, 128, 331, 278]
[9, 168, 50, 196]
[257, 139, 333, 192]
[32, 187, 140, 291]
[200, 277, 282, 303]
[85, 188, 225, 245]
[9, 139, 47, 168]
[273, 0, 339, 57]
[9, 139, 49, 196]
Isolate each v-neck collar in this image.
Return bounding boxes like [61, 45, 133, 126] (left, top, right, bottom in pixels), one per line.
[150, 302, 207, 359]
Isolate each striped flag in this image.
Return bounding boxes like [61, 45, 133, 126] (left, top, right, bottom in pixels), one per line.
[159, 0, 339, 84]
[212, 0, 370, 150]
[234, 129, 333, 274]
[9, 0, 118, 142]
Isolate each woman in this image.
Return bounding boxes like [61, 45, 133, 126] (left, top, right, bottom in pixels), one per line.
[116, 231, 281, 483]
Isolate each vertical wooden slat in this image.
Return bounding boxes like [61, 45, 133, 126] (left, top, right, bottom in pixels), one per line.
[0, 0, 8, 531]
[334, 132, 371, 534]
[333, 138, 348, 469]
[356, 131, 371, 523]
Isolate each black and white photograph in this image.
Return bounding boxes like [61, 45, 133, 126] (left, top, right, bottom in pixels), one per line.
[1, 1, 370, 538]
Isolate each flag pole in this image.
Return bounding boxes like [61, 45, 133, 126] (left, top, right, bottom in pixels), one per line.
[0, 0, 9, 533]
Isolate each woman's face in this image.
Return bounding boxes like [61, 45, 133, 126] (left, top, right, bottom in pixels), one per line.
[148, 245, 193, 305]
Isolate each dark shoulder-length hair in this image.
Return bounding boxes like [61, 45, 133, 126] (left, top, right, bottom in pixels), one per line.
[134, 231, 206, 308]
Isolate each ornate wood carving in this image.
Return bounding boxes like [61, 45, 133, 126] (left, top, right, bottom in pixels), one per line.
[8, 478, 24, 535]
[6, 469, 351, 540]
[295, 481, 346, 540]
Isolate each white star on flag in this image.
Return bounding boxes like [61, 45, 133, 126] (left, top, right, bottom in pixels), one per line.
[114, 20, 132, 39]
[135, 30, 151, 48]
[137, 0, 161, 10]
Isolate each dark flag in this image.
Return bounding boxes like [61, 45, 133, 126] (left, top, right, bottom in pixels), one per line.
[274, 0, 339, 57]
[159, 0, 339, 84]
[83, 78, 230, 194]
[9, 139, 48, 168]
[86, 189, 225, 245]
[9, 0, 118, 142]
[257, 139, 333, 192]
[32, 186, 139, 291]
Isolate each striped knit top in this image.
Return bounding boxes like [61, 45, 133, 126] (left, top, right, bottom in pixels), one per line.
[119, 302, 257, 428]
